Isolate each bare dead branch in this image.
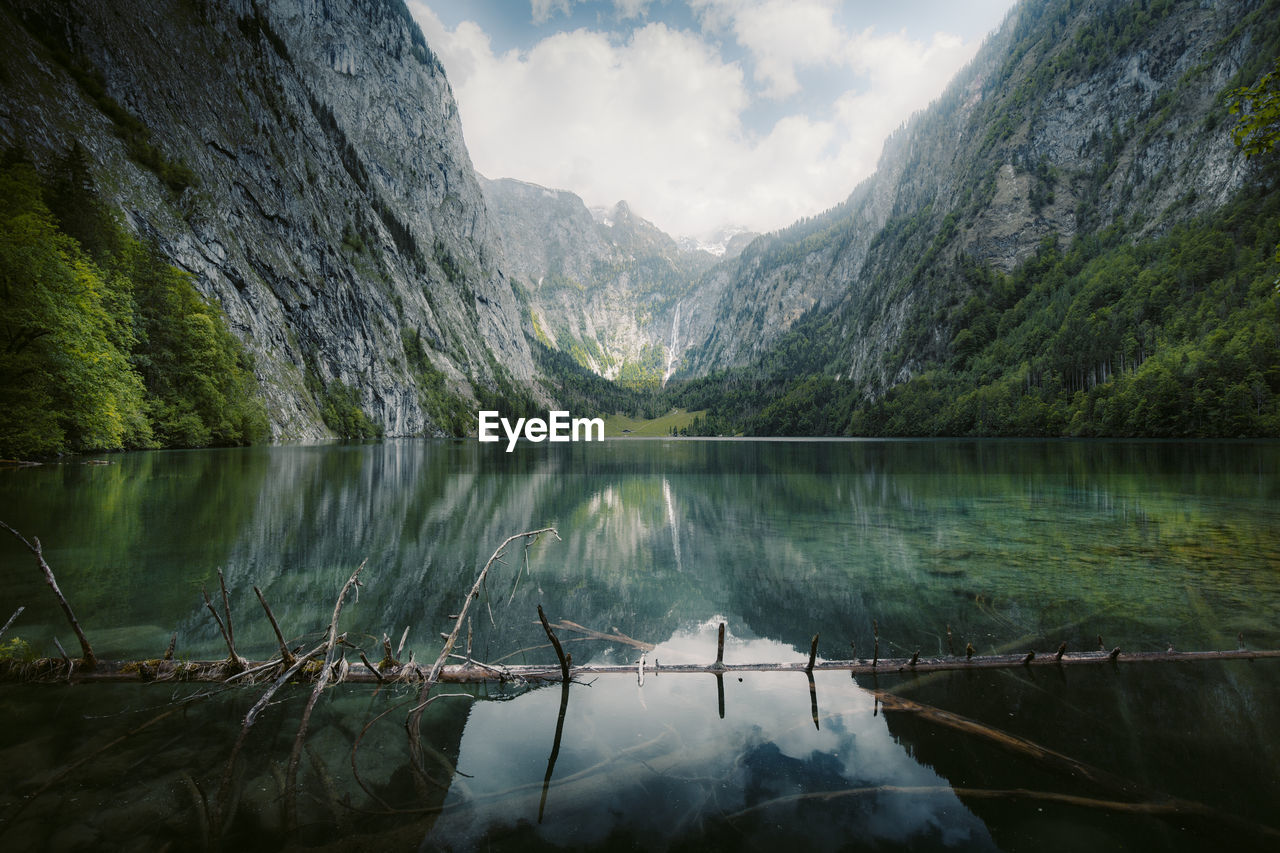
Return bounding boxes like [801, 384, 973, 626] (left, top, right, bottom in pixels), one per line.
[358, 651, 384, 682]
[285, 559, 368, 831]
[218, 569, 237, 657]
[407, 528, 559, 720]
[5, 645, 1280, 686]
[537, 604, 571, 683]
[52, 636, 73, 681]
[536, 619, 654, 651]
[403, 528, 559, 809]
[1, 522, 95, 668]
[254, 585, 295, 666]
[202, 586, 247, 673]
[0, 606, 24, 642]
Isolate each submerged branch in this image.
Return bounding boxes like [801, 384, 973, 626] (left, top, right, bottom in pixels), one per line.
[284, 559, 368, 831]
[725, 784, 1280, 840]
[870, 689, 1141, 796]
[0, 708, 180, 836]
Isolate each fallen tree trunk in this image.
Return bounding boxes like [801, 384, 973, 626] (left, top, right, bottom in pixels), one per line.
[3, 519, 1273, 687]
[4, 646, 1277, 685]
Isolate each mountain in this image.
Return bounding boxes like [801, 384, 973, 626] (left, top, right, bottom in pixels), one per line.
[667, 0, 1280, 437]
[0, 0, 535, 442]
[2, 0, 1276, 451]
[678, 0, 1269, 379]
[677, 228, 760, 260]
[480, 176, 715, 385]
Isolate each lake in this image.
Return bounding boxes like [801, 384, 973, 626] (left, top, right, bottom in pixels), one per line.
[1, 438, 1278, 850]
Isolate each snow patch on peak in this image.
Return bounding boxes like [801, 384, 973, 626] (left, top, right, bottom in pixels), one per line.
[680, 225, 759, 258]
[588, 205, 614, 228]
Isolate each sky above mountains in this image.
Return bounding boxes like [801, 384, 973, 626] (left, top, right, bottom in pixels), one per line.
[408, 0, 1016, 240]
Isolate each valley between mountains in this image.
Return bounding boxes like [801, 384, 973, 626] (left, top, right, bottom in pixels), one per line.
[1, 0, 1278, 456]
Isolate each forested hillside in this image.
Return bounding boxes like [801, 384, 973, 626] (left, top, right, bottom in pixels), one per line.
[663, 0, 1280, 437]
[0, 152, 267, 457]
[671, 181, 1280, 436]
[2, 0, 1277, 452]
[0, 0, 538, 447]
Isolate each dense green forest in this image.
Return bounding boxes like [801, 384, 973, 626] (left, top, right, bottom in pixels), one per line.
[653, 47, 1280, 439]
[533, 340, 666, 421]
[0, 150, 268, 458]
[852, 192, 1280, 437]
[663, 178, 1280, 438]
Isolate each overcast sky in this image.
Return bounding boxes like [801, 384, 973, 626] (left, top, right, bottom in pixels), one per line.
[408, 0, 1017, 241]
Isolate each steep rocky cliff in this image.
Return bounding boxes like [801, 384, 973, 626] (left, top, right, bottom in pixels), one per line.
[3, 0, 1272, 441]
[480, 176, 714, 384]
[0, 0, 534, 439]
[676, 0, 1272, 390]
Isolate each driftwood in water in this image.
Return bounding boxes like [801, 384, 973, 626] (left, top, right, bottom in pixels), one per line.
[213, 561, 365, 840]
[403, 528, 560, 804]
[1, 518, 1277, 690]
[5, 645, 1278, 685]
[428, 645, 1280, 680]
[284, 559, 367, 831]
[538, 618, 654, 651]
[408, 529, 559, 712]
[254, 585, 295, 666]
[536, 605, 572, 823]
[0, 606, 24, 642]
[202, 570, 247, 673]
[4, 523, 1280, 849]
[732, 688, 1280, 843]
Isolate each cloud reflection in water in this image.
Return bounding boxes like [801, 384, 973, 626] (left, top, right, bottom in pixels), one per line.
[425, 618, 997, 851]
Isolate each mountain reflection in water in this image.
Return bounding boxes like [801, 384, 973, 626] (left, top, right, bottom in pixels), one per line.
[0, 438, 1277, 850]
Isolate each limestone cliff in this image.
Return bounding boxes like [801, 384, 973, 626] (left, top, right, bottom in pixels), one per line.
[480, 176, 714, 384]
[0, 0, 533, 439]
[676, 0, 1270, 391]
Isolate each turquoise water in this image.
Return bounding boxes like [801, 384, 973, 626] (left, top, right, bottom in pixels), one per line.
[0, 439, 1277, 850]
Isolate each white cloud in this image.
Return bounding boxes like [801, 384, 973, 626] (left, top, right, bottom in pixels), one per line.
[728, 0, 847, 99]
[613, 0, 651, 20]
[409, 2, 987, 240]
[530, 0, 573, 25]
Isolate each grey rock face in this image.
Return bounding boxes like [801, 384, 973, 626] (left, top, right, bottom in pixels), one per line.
[674, 0, 1262, 392]
[481, 176, 714, 382]
[0, 0, 533, 439]
[1, 0, 1265, 432]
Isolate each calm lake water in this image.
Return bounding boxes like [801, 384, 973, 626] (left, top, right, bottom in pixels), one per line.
[1, 438, 1278, 851]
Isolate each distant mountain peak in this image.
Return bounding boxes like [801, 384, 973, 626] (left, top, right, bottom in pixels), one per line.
[588, 204, 616, 227]
[679, 226, 759, 259]
[589, 199, 637, 229]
